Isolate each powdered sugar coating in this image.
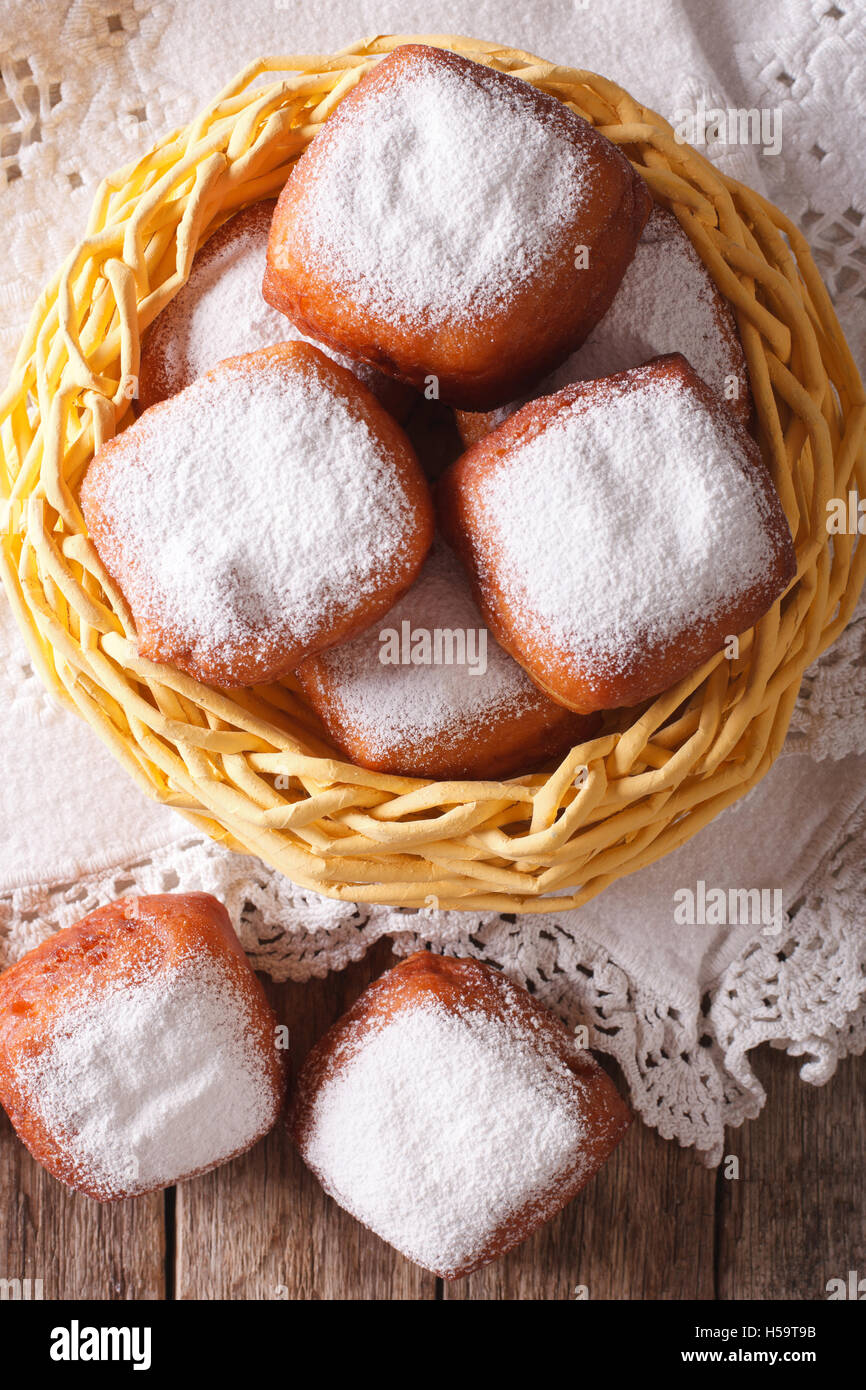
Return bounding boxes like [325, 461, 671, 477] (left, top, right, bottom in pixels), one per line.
[12, 955, 278, 1199]
[160, 213, 290, 384]
[309, 543, 551, 760]
[567, 207, 748, 410]
[474, 364, 781, 676]
[290, 48, 593, 328]
[143, 202, 387, 402]
[465, 206, 750, 434]
[84, 347, 428, 684]
[302, 998, 591, 1277]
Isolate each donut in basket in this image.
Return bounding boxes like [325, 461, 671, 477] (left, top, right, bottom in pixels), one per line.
[438, 354, 795, 715]
[263, 43, 652, 410]
[81, 341, 434, 688]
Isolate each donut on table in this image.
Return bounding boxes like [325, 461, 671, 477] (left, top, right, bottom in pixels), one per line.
[289, 951, 631, 1279]
[264, 43, 652, 411]
[81, 340, 434, 688]
[438, 354, 797, 715]
[137, 200, 414, 420]
[455, 203, 753, 446]
[295, 541, 600, 780]
[0, 893, 285, 1200]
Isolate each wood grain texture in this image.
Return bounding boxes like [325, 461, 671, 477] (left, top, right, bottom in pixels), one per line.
[715, 1046, 866, 1301]
[175, 940, 434, 1300]
[0, 1106, 165, 1300]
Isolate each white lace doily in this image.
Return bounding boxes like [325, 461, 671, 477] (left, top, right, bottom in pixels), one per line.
[1, 0, 864, 1165]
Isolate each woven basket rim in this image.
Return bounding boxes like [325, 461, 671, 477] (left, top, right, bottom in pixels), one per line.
[2, 33, 865, 914]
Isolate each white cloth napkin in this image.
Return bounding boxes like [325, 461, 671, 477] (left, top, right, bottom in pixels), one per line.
[1, 0, 864, 1157]
[560, 750, 866, 1010]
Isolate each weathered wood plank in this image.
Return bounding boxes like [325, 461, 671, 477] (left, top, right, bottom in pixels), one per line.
[715, 1046, 866, 1300]
[175, 940, 435, 1300]
[0, 1106, 165, 1300]
[443, 1061, 718, 1300]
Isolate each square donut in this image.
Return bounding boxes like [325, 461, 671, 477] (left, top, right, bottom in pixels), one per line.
[81, 341, 433, 687]
[264, 43, 651, 410]
[0, 894, 286, 1200]
[439, 354, 797, 714]
[289, 952, 631, 1279]
[295, 541, 599, 780]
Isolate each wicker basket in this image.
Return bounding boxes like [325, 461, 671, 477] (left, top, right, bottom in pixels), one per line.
[2, 34, 864, 914]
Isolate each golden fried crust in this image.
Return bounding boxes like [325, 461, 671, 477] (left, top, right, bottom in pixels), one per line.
[264, 44, 651, 411]
[295, 643, 600, 780]
[453, 408, 499, 449]
[438, 355, 797, 714]
[80, 341, 435, 688]
[289, 952, 631, 1278]
[137, 200, 415, 421]
[0, 894, 286, 1200]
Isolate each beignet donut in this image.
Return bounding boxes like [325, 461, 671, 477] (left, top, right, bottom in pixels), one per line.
[289, 952, 631, 1279]
[137, 200, 413, 420]
[264, 43, 651, 410]
[439, 354, 796, 715]
[81, 341, 434, 688]
[455, 204, 752, 445]
[0, 893, 285, 1200]
[295, 541, 599, 780]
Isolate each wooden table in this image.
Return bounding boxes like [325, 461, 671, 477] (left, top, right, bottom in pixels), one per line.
[2, 938, 863, 1301]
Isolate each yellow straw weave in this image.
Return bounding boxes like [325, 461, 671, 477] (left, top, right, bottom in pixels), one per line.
[2, 34, 864, 913]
